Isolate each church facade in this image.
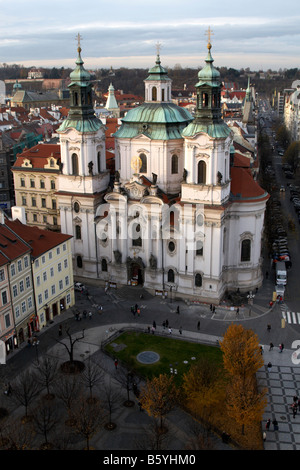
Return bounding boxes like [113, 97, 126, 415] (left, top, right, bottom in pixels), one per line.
[57, 40, 269, 303]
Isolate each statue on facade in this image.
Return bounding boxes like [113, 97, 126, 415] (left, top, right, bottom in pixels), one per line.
[88, 161, 93, 175]
[149, 253, 157, 269]
[182, 168, 187, 182]
[113, 250, 122, 264]
[115, 170, 120, 182]
[152, 172, 157, 185]
[217, 171, 223, 184]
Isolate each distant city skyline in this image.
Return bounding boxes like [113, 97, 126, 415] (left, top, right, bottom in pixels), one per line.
[0, 0, 299, 71]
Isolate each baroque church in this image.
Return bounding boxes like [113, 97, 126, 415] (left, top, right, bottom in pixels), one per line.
[56, 38, 269, 303]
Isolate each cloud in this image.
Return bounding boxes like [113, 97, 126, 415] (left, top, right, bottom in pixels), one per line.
[0, 1, 300, 70]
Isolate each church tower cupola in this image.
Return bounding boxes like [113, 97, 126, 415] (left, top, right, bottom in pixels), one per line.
[144, 43, 172, 103]
[194, 34, 222, 124]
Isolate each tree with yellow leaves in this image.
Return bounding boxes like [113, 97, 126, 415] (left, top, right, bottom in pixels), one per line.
[139, 374, 180, 432]
[182, 357, 226, 422]
[226, 375, 267, 436]
[220, 323, 264, 380]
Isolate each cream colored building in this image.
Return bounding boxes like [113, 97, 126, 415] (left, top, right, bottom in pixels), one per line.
[12, 144, 61, 231]
[5, 216, 75, 330]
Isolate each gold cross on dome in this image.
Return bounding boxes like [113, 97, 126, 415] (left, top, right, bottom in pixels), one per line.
[76, 32, 82, 49]
[156, 41, 162, 55]
[205, 26, 214, 44]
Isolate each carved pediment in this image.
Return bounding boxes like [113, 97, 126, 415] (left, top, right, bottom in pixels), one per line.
[125, 181, 148, 200]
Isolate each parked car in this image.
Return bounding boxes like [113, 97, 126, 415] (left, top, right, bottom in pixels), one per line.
[74, 282, 86, 292]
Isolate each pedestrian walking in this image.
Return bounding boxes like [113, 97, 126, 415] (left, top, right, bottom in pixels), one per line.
[114, 358, 118, 370]
[263, 431, 266, 442]
[269, 342, 274, 351]
[292, 402, 298, 418]
[179, 326, 182, 335]
[267, 324, 271, 332]
[151, 326, 155, 334]
[236, 307, 239, 316]
[83, 310, 87, 319]
[176, 306, 180, 314]
[266, 418, 271, 430]
[165, 319, 169, 328]
[260, 345, 264, 355]
[212, 305, 216, 313]
[162, 321, 166, 329]
[153, 321, 156, 329]
[267, 362, 272, 372]
[137, 308, 141, 317]
[272, 418, 279, 431]
[210, 304, 213, 311]
[168, 327, 172, 335]
[88, 311, 92, 319]
[197, 320, 200, 330]
[279, 343, 284, 353]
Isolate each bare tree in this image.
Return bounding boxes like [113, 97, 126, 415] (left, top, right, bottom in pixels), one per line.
[0, 416, 35, 450]
[10, 369, 42, 422]
[80, 356, 103, 403]
[56, 327, 85, 373]
[69, 393, 104, 450]
[35, 356, 58, 399]
[101, 378, 120, 430]
[32, 400, 60, 449]
[54, 374, 82, 426]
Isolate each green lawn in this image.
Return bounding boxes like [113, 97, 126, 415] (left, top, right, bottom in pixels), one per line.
[105, 331, 223, 383]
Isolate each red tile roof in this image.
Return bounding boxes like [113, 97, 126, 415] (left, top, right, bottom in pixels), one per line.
[230, 167, 268, 202]
[13, 143, 61, 170]
[0, 224, 31, 261]
[5, 218, 72, 259]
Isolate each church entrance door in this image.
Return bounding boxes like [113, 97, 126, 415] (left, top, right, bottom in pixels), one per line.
[131, 263, 143, 286]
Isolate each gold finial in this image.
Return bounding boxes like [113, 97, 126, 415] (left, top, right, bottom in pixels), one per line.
[76, 32, 82, 52]
[205, 26, 214, 49]
[156, 41, 162, 55]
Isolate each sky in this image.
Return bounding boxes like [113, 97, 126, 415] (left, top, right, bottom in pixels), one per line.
[0, 0, 299, 71]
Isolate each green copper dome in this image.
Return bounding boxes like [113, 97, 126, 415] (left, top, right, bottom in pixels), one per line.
[145, 54, 171, 82]
[196, 43, 221, 87]
[114, 102, 192, 140]
[69, 46, 91, 85]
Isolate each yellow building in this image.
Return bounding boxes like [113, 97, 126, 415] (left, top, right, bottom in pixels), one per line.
[12, 144, 61, 231]
[5, 217, 75, 329]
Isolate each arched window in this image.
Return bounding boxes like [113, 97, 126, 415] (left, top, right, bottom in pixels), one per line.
[97, 151, 101, 173]
[72, 153, 79, 176]
[75, 225, 81, 240]
[162, 88, 165, 101]
[152, 87, 157, 101]
[171, 154, 178, 174]
[74, 202, 80, 213]
[139, 153, 147, 173]
[167, 269, 175, 283]
[101, 258, 107, 272]
[241, 239, 251, 262]
[76, 255, 82, 268]
[198, 161, 206, 184]
[132, 223, 142, 247]
[195, 273, 202, 287]
[202, 92, 209, 107]
[196, 240, 203, 256]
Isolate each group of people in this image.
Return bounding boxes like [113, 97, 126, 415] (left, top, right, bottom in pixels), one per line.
[130, 304, 141, 316]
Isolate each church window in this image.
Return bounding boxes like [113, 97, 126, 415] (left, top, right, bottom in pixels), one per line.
[72, 153, 79, 175]
[197, 161, 206, 184]
[74, 202, 80, 213]
[167, 269, 175, 283]
[101, 259, 108, 272]
[196, 240, 203, 256]
[97, 152, 101, 173]
[76, 255, 83, 269]
[202, 92, 209, 107]
[171, 154, 178, 174]
[168, 241, 175, 253]
[75, 225, 81, 240]
[132, 223, 142, 247]
[51, 180, 55, 190]
[241, 239, 251, 262]
[139, 153, 147, 173]
[152, 87, 157, 101]
[195, 273, 202, 287]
